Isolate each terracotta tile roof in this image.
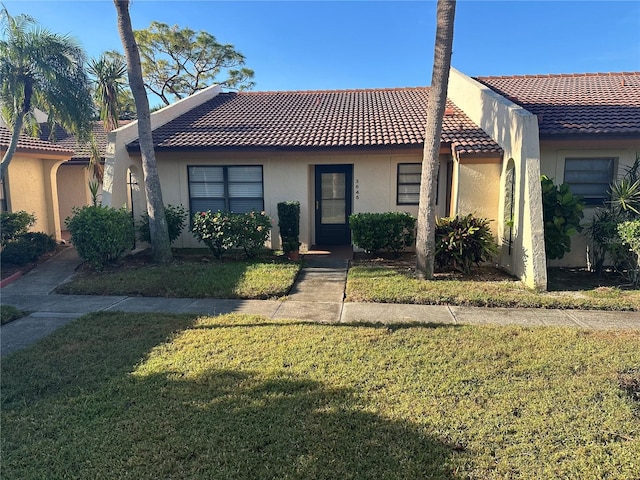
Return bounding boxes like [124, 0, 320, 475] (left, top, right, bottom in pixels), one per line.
[128, 88, 502, 156]
[40, 121, 132, 160]
[475, 72, 640, 136]
[55, 122, 109, 160]
[0, 125, 74, 155]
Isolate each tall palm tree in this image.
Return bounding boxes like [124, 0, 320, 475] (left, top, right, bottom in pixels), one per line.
[113, 0, 172, 263]
[0, 6, 93, 179]
[86, 52, 128, 183]
[88, 53, 127, 132]
[416, 0, 456, 279]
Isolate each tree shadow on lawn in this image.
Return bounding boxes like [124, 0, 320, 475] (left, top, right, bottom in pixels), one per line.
[547, 267, 638, 292]
[1, 313, 463, 480]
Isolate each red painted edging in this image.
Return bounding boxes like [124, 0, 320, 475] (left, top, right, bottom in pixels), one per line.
[0, 271, 23, 288]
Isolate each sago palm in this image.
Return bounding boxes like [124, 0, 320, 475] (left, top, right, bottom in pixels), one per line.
[0, 6, 93, 179]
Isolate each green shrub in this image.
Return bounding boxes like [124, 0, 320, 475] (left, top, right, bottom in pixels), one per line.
[0, 211, 35, 246]
[22, 232, 57, 256]
[191, 211, 236, 259]
[191, 210, 272, 259]
[66, 205, 134, 270]
[0, 232, 56, 265]
[584, 208, 628, 276]
[277, 202, 301, 253]
[541, 175, 585, 260]
[138, 204, 187, 244]
[232, 211, 271, 258]
[349, 212, 416, 256]
[618, 220, 640, 286]
[1, 238, 40, 265]
[585, 156, 639, 278]
[435, 214, 498, 274]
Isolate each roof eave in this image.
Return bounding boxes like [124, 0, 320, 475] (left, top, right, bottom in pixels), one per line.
[539, 131, 640, 141]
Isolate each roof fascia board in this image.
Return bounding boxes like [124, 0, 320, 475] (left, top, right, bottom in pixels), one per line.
[0, 146, 73, 160]
[128, 143, 435, 153]
[540, 133, 640, 141]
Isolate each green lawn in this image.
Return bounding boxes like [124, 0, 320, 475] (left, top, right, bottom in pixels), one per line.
[347, 266, 640, 310]
[0, 305, 25, 325]
[2, 312, 639, 479]
[55, 260, 300, 299]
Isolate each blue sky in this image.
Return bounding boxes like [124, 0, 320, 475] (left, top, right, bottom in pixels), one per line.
[5, 0, 640, 103]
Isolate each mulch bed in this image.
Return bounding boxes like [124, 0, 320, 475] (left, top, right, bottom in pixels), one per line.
[352, 252, 635, 288]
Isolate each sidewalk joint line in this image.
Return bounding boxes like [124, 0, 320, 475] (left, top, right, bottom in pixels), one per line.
[563, 310, 589, 328]
[446, 305, 458, 324]
[100, 296, 129, 311]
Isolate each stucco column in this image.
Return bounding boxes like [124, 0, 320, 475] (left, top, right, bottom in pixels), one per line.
[44, 159, 66, 241]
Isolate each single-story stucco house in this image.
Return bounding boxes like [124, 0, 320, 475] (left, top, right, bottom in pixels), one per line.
[1, 124, 75, 238]
[1, 120, 121, 241]
[100, 68, 639, 290]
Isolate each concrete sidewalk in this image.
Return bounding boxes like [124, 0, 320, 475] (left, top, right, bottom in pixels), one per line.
[1, 246, 640, 356]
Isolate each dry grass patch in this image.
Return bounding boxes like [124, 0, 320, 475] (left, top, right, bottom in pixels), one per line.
[2, 312, 639, 479]
[347, 262, 640, 310]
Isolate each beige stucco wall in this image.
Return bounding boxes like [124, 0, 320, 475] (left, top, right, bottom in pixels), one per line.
[142, 149, 449, 250]
[539, 138, 640, 267]
[57, 164, 92, 226]
[3, 153, 67, 239]
[454, 159, 502, 236]
[448, 68, 547, 289]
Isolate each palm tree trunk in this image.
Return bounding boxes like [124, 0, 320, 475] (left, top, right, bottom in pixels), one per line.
[1, 77, 31, 180]
[0, 112, 24, 180]
[416, 0, 456, 279]
[113, 0, 172, 263]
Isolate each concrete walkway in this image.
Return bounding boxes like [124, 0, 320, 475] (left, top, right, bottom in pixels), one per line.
[1, 246, 640, 356]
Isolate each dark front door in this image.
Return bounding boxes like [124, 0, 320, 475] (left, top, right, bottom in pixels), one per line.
[315, 165, 353, 245]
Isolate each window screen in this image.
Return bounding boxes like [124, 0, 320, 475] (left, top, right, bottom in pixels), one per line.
[188, 165, 264, 214]
[564, 158, 614, 206]
[397, 163, 438, 205]
[397, 163, 421, 205]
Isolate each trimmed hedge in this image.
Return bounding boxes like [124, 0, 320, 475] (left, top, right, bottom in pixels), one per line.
[0, 232, 57, 265]
[66, 205, 134, 270]
[191, 210, 272, 259]
[349, 212, 416, 257]
[277, 202, 301, 253]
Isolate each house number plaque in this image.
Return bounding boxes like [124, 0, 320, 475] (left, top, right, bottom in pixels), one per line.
[355, 178, 360, 200]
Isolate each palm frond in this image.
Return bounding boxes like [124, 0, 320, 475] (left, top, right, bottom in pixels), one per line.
[88, 54, 128, 131]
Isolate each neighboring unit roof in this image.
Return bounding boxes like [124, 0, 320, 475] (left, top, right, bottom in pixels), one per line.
[475, 72, 640, 137]
[55, 122, 109, 161]
[41, 121, 132, 161]
[0, 126, 74, 156]
[128, 88, 503, 157]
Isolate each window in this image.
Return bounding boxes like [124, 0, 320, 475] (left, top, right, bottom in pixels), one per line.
[503, 160, 516, 255]
[564, 157, 615, 206]
[397, 163, 421, 205]
[188, 165, 263, 213]
[397, 163, 438, 205]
